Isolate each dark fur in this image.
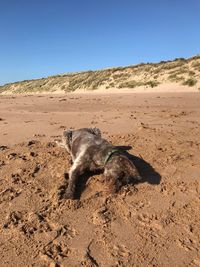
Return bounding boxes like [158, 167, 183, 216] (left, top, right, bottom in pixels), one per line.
[57, 128, 141, 199]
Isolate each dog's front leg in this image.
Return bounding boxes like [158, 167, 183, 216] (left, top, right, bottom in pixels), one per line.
[65, 162, 84, 199]
[103, 167, 122, 194]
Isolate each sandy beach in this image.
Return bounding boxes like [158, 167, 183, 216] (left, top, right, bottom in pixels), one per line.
[0, 92, 200, 266]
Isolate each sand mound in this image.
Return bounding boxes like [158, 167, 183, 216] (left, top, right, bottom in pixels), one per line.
[0, 129, 200, 266]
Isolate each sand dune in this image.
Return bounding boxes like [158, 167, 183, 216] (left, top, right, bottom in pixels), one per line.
[1, 56, 200, 94]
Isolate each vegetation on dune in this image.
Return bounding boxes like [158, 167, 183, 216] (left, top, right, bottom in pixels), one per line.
[118, 80, 138, 89]
[191, 61, 200, 72]
[145, 80, 160, 88]
[0, 55, 199, 94]
[118, 79, 160, 89]
[182, 78, 197, 87]
[168, 74, 185, 83]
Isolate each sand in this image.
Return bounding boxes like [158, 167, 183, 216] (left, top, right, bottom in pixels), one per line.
[0, 92, 200, 267]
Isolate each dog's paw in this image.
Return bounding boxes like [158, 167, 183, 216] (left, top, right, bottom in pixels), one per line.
[127, 174, 142, 182]
[64, 190, 74, 200]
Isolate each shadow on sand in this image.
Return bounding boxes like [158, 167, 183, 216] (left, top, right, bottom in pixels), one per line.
[127, 154, 161, 185]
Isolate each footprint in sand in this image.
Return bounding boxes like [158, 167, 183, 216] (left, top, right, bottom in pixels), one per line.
[0, 145, 8, 151]
[92, 206, 112, 226]
[112, 244, 131, 259]
[3, 210, 54, 237]
[24, 120, 34, 123]
[40, 225, 76, 265]
[34, 134, 46, 137]
[0, 160, 5, 167]
[0, 187, 21, 204]
[59, 125, 66, 129]
[20, 212, 53, 236]
[41, 241, 72, 264]
[176, 237, 196, 252]
[91, 120, 98, 125]
[3, 210, 25, 229]
[137, 212, 163, 231]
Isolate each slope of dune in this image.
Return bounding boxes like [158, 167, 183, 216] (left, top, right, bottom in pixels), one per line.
[1, 56, 200, 94]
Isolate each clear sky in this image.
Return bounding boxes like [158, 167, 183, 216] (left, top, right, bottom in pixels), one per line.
[0, 0, 200, 85]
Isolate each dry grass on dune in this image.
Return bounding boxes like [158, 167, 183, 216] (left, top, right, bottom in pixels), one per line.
[1, 55, 200, 94]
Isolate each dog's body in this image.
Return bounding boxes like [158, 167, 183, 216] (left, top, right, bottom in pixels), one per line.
[58, 128, 141, 199]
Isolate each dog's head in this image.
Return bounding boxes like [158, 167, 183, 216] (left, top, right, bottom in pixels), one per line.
[62, 129, 73, 152]
[62, 127, 101, 152]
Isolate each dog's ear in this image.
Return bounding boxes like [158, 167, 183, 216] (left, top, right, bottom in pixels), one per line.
[89, 127, 101, 137]
[63, 129, 72, 141]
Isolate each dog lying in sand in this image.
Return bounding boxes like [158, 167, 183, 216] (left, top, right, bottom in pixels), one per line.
[57, 128, 141, 199]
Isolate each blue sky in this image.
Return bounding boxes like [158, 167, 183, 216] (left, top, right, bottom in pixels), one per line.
[0, 0, 200, 85]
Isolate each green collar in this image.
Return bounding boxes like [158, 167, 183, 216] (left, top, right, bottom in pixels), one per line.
[104, 148, 122, 165]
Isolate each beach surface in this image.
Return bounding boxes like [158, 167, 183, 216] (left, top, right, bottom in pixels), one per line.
[0, 92, 200, 266]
